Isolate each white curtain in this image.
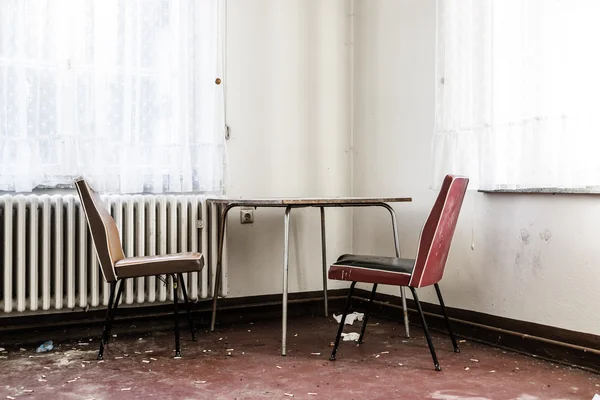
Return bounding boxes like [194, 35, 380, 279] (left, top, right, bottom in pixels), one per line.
[433, 0, 600, 190]
[0, 0, 225, 193]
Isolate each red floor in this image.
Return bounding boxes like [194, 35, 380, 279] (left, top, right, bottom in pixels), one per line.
[1, 315, 599, 399]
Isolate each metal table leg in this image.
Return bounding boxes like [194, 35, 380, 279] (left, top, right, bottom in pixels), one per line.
[282, 206, 291, 356]
[210, 203, 228, 332]
[382, 203, 410, 338]
[320, 207, 328, 317]
[400, 286, 409, 337]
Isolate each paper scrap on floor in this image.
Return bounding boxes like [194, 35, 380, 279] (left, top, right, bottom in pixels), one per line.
[592, 394, 600, 400]
[333, 312, 364, 325]
[341, 332, 360, 341]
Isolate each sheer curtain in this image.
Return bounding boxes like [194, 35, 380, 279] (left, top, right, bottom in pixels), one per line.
[0, 0, 225, 193]
[433, 0, 600, 190]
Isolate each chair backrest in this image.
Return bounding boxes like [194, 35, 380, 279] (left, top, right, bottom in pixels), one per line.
[409, 175, 469, 288]
[74, 178, 124, 283]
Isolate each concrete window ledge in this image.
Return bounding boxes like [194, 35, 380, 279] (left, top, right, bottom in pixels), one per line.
[479, 188, 600, 195]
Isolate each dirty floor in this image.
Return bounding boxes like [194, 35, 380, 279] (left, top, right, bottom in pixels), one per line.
[1, 315, 599, 399]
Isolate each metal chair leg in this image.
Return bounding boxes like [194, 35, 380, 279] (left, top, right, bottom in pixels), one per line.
[178, 273, 197, 341]
[330, 281, 356, 361]
[410, 287, 441, 371]
[357, 283, 378, 344]
[173, 275, 182, 357]
[105, 280, 124, 341]
[434, 283, 459, 353]
[98, 281, 117, 360]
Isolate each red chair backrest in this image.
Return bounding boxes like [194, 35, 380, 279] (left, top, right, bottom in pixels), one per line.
[409, 175, 469, 288]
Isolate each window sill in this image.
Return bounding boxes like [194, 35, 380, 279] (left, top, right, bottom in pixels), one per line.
[479, 188, 600, 195]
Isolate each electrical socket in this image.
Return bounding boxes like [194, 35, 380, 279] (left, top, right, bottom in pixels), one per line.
[240, 208, 254, 224]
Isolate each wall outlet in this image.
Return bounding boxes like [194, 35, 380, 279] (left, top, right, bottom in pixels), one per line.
[240, 208, 254, 224]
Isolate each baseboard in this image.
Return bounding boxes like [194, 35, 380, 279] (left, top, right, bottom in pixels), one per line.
[0, 290, 347, 346]
[351, 289, 600, 374]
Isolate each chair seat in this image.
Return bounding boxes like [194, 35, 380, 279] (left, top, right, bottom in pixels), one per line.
[115, 252, 204, 279]
[328, 254, 415, 286]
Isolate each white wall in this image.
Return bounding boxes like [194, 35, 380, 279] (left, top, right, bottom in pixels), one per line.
[221, 0, 600, 337]
[223, 0, 353, 297]
[352, 0, 600, 335]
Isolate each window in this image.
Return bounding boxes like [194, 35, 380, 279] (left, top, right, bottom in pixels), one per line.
[0, 0, 224, 193]
[433, 0, 600, 191]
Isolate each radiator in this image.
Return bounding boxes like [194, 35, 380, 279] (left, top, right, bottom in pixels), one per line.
[0, 194, 226, 315]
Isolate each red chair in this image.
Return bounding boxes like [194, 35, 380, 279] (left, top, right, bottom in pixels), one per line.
[328, 175, 469, 370]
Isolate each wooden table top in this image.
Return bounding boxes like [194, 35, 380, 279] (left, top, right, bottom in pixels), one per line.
[205, 197, 412, 206]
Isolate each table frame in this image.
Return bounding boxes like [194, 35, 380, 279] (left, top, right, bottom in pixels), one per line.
[207, 197, 412, 356]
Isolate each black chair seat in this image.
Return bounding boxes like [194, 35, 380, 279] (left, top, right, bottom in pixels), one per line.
[329, 254, 415, 286]
[334, 254, 415, 274]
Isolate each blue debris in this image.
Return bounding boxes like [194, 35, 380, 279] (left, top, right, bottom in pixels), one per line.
[36, 340, 54, 353]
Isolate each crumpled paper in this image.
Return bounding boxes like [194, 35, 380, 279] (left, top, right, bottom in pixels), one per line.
[341, 332, 360, 341]
[333, 312, 364, 325]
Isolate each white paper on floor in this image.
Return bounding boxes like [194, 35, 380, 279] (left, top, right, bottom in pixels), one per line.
[341, 332, 360, 341]
[333, 312, 364, 325]
[592, 395, 600, 400]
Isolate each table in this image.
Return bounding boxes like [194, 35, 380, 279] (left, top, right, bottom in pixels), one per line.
[207, 197, 412, 356]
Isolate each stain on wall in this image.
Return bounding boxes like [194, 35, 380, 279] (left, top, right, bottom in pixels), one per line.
[540, 229, 552, 242]
[515, 228, 552, 275]
[520, 229, 532, 245]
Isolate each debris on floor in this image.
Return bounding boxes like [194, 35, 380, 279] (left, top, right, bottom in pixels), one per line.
[341, 332, 360, 341]
[2, 315, 599, 399]
[333, 312, 364, 325]
[35, 341, 54, 353]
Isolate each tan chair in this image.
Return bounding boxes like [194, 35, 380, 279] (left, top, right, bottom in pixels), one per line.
[74, 178, 204, 359]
